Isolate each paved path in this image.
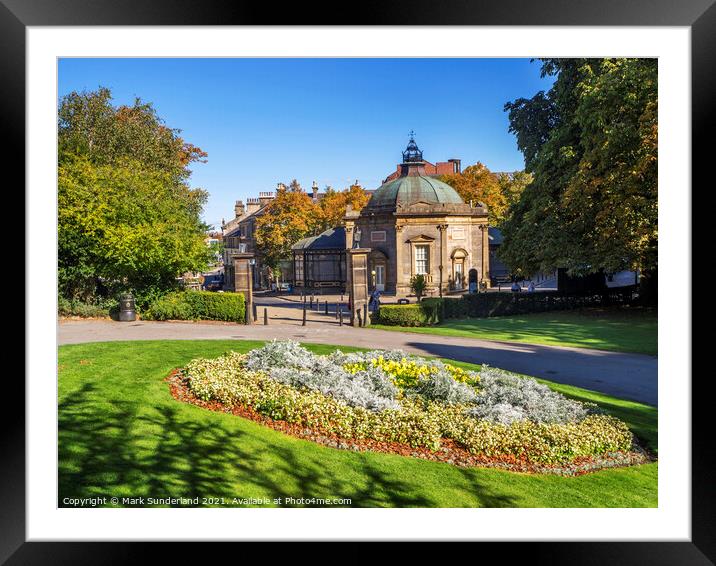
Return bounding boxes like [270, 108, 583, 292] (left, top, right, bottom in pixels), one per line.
[58, 317, 658, 406]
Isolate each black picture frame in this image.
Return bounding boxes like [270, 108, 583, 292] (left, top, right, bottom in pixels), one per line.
[6, 0, 708, 561]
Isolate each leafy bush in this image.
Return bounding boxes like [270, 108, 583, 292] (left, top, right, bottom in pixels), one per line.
[146, 291, 245, 322]
[409, 274, 428, 301]
[375, 304, 429, 326]
[378, 289, 640, 325]
[375, 299, 447, 327]
[419, 297, 444, 324]
[58, 296, 117, 318]
[183, 343, 636, 464]
[440, 290, 637, 321]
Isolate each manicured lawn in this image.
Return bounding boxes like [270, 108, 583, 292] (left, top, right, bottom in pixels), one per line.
[58, 340, 657, 508]
[373, 307, 658, 356]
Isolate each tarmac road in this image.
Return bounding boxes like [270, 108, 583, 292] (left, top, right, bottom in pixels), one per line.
[58, 317, 658, 406]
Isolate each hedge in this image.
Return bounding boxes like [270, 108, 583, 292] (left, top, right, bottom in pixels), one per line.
[446, 289, 637, 319]
[376, 288, 638, 326]
[374, 304, 429, 327]
[146, 291, 246, 322]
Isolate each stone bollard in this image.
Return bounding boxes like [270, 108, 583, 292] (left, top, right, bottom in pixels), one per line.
[264, 308, 268, 325]
[302, 305, 307, 326]
[252, 302, 257, 322]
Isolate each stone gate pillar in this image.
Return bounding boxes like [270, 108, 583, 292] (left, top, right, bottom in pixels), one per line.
[233, 253, 254, 325]
[346, 248, 370, 327]
[479, 224, 491, 288]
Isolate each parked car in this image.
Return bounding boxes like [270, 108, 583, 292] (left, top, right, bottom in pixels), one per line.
[202, 274, 224, 292]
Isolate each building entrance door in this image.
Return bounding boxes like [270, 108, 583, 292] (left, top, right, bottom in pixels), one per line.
[454, 261, 464, 290]
[375, 265, 385, 292]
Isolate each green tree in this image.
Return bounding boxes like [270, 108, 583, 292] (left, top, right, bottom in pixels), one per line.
[58, 88, 211, 304]
[500, 59, 657, 290]
[497, 170, 533, 210]
[58, 87, 207, 178]
[59, 155, 212, 301]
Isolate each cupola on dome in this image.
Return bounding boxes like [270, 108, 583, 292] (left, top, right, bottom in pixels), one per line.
[364, 134, 465, 212]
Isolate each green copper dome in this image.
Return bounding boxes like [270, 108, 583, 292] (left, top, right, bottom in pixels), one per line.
[365, 175, 465, 211]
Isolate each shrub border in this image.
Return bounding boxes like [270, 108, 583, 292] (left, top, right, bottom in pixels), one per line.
[376, 289, 641, 326]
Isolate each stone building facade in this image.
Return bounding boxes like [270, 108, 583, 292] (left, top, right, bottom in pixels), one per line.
[222, 191, 275, 290]
[290, 137, 490, 296]
[345, 136, 490, 296]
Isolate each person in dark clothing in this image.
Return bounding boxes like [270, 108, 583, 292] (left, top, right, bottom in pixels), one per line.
[369, 289, 381, 312]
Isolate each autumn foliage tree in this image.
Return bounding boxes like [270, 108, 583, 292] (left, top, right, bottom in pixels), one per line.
[254, 181, 320, 271]
[255, 181, 370, 271]
[317, 183, 370, 232]
[441, 164, 532, 226]
[500, 58, 657, 298]
[58, 88, 211, 305]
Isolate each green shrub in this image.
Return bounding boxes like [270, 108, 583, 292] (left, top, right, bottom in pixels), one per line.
[145, 293, 194, 320]
[183, 291, 246, 321]
[381, 289, 639, 324]
[409, 274, 428, 301]
[454, 290, 637, 318]
[376, 299, 449, 326]
[376, 304, 429, 326]
[58, 296, 116, 318]
[419, 297, 444, 324]
[146, 291, 245, 322]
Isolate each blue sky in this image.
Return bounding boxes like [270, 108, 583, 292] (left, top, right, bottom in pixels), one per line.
[58, 58, 553, 230]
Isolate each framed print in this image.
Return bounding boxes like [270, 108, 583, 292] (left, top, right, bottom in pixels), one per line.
[6, 0, 709, 561]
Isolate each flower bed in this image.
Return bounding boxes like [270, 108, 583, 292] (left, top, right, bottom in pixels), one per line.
[177, 341, 650, 474]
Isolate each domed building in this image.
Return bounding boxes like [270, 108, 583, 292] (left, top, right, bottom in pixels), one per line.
[291, 135, 491, 296]
[345, 135, 491, 296]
